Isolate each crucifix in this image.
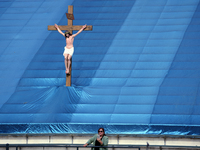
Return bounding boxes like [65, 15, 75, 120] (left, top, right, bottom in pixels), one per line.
[48, 5, 93, 86]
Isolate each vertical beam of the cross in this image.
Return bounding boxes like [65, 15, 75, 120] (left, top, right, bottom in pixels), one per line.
[66, 5, 73, 86]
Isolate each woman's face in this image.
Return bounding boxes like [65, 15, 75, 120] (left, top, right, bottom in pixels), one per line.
[98, 128, 104, 136]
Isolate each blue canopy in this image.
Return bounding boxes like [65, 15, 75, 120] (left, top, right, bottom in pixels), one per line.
[0, 0, 200, 135]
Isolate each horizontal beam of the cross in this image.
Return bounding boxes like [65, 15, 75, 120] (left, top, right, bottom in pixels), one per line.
[48, 25, 92, 31]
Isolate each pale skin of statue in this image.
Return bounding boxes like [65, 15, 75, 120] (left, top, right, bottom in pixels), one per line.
[54, 24, 87, 74]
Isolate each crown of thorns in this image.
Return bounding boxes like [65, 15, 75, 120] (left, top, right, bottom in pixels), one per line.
[65, 31, 70, 35]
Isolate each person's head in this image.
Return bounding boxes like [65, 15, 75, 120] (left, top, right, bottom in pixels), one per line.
[98, 128, 106, 136]
[65, 31, 72, 38]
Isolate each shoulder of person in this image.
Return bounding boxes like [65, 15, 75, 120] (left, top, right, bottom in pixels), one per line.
[103, 135, 108, 139]
[93, 134, 98, 137]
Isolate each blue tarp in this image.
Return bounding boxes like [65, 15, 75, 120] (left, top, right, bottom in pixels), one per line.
[0, 0, 200, 135]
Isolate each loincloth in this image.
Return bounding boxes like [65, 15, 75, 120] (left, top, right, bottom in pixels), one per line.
[63, 47, 74, 56]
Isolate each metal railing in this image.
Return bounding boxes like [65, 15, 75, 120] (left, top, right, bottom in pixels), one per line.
[3, 143, 141, 150]
[2, 143, 200, 150]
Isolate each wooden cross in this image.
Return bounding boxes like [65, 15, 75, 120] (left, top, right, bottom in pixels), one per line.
[48, 5, 93, 86]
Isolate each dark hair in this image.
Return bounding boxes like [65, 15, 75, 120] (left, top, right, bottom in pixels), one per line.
[65, 31, 72, 38]
[98, 127, 106, 136]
